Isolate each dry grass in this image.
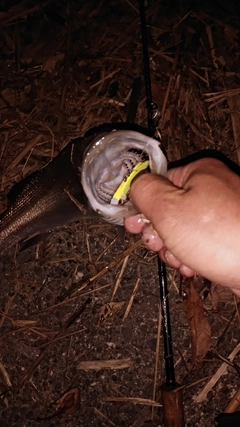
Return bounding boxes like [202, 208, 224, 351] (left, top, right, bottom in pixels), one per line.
[0, 1, 240, 426]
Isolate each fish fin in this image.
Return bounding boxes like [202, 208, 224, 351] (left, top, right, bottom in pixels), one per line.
[18, 232, 50, 252]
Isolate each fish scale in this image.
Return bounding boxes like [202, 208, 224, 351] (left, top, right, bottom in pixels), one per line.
[0, 142, 95, 254]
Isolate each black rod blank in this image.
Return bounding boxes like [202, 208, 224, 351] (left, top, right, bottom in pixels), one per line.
[157, 257, 176, 386]
[139, 0, 155, 132]
[138, 2, 185, 425]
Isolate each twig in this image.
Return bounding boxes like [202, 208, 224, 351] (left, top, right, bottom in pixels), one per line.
[5, 134, 43, 173]
[204, 88, 240, 100]
[205, 25, 218, 70]
[151, 304, 162, 419]
[224, 387, 240, 413]
[103, 397, 162, 407]
[63, 188, 87, 214]
[194, 343, 240, 403]
[13, 298, 91, 394]
[90, 69, 121, 90]
[97, 235, 118, 262]
[0, 362, 12, 387]
[160, 44, 180, 127]
[110, 255, 129, 301]
[176, 376, 211, 392]
[78, 358, 132, 370]
[37, 327, 86, 347]
[71, 239, 142, 296]
[0, 93, 30, 133]
[57, 3, 71, 131]
[189, 68, 209, 85]
[177, 109, 215, 146]
[1, 4, 44, 26]
[227, 95, 240, 164]
[122, 276, 140, 320]
[121, 0, 139, 13]
[33, 283, 112, 314]
[94, 408, 117, 427]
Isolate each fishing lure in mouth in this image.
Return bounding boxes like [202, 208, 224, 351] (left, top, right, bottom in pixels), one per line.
[0, 123, 167, 254]
[110, 159, 150, 206]
[80, 128, 167, 225]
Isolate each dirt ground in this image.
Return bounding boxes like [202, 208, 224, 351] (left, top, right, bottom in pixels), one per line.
[0, 1, 240, 426]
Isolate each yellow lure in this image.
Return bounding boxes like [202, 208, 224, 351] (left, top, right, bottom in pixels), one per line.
[110, 160, 149, 205]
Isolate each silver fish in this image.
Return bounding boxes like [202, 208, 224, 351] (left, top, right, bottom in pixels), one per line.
[0, 124, 167, 254]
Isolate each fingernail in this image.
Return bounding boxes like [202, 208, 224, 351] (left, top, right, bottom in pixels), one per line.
[142, 227, 159, 245]
[164, 250, 170, 263]
[136, 214, 150, 224]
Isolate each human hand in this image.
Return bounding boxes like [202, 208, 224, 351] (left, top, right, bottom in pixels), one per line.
[124, 158, 240, 296]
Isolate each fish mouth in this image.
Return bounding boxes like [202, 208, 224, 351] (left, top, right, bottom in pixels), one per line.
[95, 147, 149, 204]
[81, 130, 167, 225]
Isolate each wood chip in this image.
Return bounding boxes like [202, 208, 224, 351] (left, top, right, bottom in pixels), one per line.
[78, 358, 132, 371]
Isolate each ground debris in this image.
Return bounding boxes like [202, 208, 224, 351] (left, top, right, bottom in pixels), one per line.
[184, 280, 211, 367]
[0, 1, 240, 426]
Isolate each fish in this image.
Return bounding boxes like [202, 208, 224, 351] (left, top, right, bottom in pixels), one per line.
[0, 123, 167, 255]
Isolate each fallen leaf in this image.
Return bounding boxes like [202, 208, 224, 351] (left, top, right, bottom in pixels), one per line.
[210, 283, 234, 311]
[180, 275, 211, 300]
[184, 281, 211, 367]
[36, 387, 80, 420]
[0, 88, 17, 108]
[55, 387, 81, 415]
[42, 54, 64, 72]
[97, 301, 125, 325]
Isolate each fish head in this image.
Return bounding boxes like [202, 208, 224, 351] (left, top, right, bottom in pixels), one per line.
[79, 130, 167, 225]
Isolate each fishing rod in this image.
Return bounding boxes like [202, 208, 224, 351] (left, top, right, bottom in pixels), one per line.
[138, 1, 185, 425]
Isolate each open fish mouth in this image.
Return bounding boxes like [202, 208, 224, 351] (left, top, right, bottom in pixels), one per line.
[95, 147, 149, 204]
[81, 130, 167, 225]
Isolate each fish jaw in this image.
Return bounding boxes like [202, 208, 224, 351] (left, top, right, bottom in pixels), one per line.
[80, 130, 167, 225]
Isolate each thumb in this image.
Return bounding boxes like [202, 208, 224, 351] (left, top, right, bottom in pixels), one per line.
[130, 173, 182, 239]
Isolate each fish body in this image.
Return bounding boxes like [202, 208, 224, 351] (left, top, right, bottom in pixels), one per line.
[0, 123, 167, 254]
[0, 140, 96, 255]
